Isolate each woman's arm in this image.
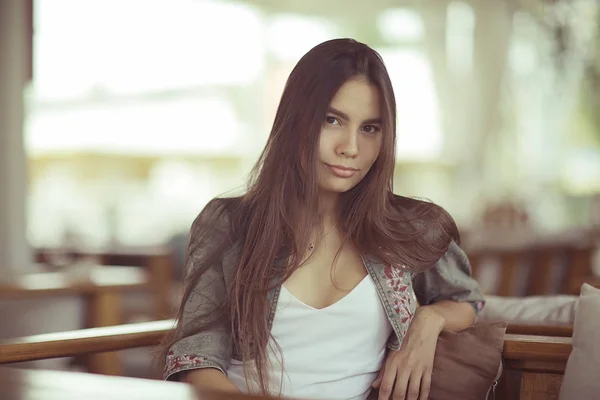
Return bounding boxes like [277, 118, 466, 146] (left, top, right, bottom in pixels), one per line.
[184, 369, 241, 394]
[163, 199, 235, 384]
[412, 241, 485, 324]
[373, 301, 476, 400]
[373, 242, 484, 400]
[417, 300, 476, 332]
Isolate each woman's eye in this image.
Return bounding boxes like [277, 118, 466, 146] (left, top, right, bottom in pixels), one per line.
[362, 125, 380, 134]
[326, 116, 340, 125]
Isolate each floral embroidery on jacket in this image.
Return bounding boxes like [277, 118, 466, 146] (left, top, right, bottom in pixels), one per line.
[164, 350, 207, 378]
[384, 265, 414, 336]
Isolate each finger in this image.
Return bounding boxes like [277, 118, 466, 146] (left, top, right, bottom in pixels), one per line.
[419, 368, 432, 400]
[391, 369, 410, 400]
[378, 363, 398, 400]
[405, 371, 422, 400]
[372, 366, 384, 388]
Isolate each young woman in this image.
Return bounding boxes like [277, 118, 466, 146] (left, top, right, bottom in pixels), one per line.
[160, 38, 484, 400]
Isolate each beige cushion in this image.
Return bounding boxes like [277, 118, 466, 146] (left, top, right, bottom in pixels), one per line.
[559, 284, 600, 400]
[480, 294, 577, 325]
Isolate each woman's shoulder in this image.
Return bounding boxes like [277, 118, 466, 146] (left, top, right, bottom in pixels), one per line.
[389, 194, 460, 246]
[190, 196, 243, 239]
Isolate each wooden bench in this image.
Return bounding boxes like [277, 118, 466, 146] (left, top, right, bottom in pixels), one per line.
[506, 323, 573, 337]
[499, 334, 571, 399]
[0, 320, 573, 399]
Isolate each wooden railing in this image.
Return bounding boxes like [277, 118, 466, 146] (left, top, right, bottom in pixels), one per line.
[0, 320, 574, 366]
[0, 320, 573, 400]
[0, 320, 174, 364]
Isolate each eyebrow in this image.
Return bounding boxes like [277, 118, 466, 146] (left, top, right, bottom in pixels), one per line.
[327, 106, 382, 125]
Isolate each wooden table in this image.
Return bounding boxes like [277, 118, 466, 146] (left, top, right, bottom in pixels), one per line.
[0, 366, 273, 400]
[0, 366, 196, 400]
[0, 266, 150, 375]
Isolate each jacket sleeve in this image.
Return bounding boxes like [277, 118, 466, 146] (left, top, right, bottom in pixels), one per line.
[163, 199, 233, 381]
[412, 240, 485, 318]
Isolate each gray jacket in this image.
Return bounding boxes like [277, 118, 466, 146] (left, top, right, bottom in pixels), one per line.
[164, 200, 484, 381]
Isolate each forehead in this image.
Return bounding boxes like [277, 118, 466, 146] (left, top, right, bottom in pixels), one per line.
[329, 78, 381, 120]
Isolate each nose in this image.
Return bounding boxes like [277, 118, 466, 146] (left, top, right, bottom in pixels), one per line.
[336, 130, 359, 158]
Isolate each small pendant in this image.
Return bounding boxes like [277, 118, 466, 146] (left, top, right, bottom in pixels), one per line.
[309, 243, 315, 252]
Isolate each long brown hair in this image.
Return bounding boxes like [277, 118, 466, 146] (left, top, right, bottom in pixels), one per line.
[160, 38, 459, 393]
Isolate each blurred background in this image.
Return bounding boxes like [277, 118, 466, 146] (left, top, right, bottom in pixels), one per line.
[1, 0, 599, 380]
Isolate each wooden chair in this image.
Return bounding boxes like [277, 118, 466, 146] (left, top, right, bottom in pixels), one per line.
[479, 202, 531, 232]
[0, 265, 151, 375]
[466, 231, 597, 297]
[0, 320, 573, 400]
[35, 246, 175, 320]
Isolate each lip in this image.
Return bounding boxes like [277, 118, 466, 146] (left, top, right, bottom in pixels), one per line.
[325, 163, 359, 178]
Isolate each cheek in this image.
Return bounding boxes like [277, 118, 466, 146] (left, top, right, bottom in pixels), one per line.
[361, 138, 383, 168]
[318, 129, 332, 157]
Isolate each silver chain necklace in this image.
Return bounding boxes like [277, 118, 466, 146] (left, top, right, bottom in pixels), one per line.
[308, 225, 337, 252]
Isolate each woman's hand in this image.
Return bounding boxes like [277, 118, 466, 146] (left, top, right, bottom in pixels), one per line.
[372, 307, 445, 400]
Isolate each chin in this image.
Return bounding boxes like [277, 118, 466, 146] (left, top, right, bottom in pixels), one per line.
[319, 179, 359, 194]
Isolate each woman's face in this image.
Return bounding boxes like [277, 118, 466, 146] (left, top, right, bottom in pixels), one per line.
[317, 77, 383, 197]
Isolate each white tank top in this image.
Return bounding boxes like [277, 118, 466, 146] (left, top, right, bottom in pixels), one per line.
[227, 275, 393, 400]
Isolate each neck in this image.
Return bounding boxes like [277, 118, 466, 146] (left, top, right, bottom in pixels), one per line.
[318, 190, 340, 230]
